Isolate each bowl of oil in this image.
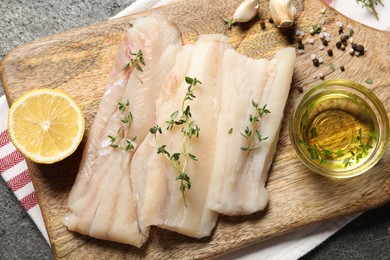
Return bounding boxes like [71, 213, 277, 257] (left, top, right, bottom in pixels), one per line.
[289, 79, 389, 178]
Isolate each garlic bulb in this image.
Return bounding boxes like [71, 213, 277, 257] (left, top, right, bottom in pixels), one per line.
[233, 0, 260, 23]
[269, 0, 296, 28]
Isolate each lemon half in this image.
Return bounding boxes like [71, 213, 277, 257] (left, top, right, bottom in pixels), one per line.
[8, 88, 85, 164]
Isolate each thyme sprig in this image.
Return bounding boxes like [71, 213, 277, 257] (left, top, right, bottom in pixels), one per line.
[299, 128, 377, 167]
[356, 0, 384, 20]
[240, 100, 270, 151]
[150, 77, 202, 207]
[299, 139, 334, 165]
[123, 49, 145, 83]
[342, 128, 376, 167]
[108, 100, 138, 155]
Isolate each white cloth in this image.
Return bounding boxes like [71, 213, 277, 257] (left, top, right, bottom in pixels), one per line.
[331, 0, 390, 31]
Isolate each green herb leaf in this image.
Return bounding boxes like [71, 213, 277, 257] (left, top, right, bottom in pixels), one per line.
[310, 127, 317, 138]
[329, 63, 335, 71]
[170, 153, 181, 161]
[349, 28, 354, 37]
[370, 130, 378, 141]
[356, 0, 384, 20]
[228, 128, 233, 134]
[365, 78, 373, 84]
[312, 24, 322, 34]
[122, 62, 130, 71]
[223, 17, 237, 29]
[135, 63, 143, 72]
[188, 153, 198, 161]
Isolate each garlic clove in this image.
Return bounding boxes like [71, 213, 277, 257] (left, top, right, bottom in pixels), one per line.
[233, 0, 260, 23]
[269, 0, 296, 28]
[279, 20, 294, 28]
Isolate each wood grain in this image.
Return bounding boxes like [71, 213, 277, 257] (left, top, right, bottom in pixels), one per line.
[1, 0, 390, 259]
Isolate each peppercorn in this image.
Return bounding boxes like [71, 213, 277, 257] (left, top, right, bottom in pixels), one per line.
[338, 28, 343, 35]
[356, 44, 365, 54]
[336, 41, 342, 49]
[340, 35, 348, 42]
[298, 43, 305, 50]
[313, 58, 320, 67]
[260, 21, 266, 30]
[352, 43, 357, 50]
[297, 86, 304, 93]
[327, 49, 333, 56]
[322, 38, 328, 46]
[340, 65, 345, 72]
[297, 38, 302, 44]
[269, 17, 274, 23]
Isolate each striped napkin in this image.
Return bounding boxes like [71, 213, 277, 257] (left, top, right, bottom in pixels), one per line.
[0, 95, 49, 242]
[0, 0, 388, 258]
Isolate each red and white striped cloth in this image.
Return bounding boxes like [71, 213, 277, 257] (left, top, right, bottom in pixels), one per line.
[0, 95, 49, 242]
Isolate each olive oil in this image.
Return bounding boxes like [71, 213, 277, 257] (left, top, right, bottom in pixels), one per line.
[299, 91, 378, 171]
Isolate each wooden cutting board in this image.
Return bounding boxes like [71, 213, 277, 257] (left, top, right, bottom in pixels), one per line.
[1, 0, 389, 259]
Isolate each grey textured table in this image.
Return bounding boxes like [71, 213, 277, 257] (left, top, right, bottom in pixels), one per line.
[0, 1, 389, 259]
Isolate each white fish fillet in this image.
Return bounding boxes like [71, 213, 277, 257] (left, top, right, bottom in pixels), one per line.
[206, 47, 296, 216]
[131, 35, 233, 238]
[64, 15, 183, 247]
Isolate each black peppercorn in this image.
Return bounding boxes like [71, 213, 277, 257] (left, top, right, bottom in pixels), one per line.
[340, 65, 345, 72]
[297, 86, 304, 93]
[260, 21, 266, 30]
[336, 41, 342, 49]
[338, 28, 343, 35]
[356, 44, 365, 54]
[322, 38, 328, 46]
[298, 43, 305, 50]
[352, 43, 357, 50]
[269, 17, 274, 23]
[313, 58, 320, 67]
[340, 35, 348, 42]
[327, 49, 333, 56]
[297, 38, 302, 44]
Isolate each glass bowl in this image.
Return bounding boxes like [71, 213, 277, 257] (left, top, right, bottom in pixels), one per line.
[289, 80, 389, 178]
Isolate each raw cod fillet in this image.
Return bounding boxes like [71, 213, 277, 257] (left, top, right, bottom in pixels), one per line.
[206, 47, 296, 216]
[131, 35, 233, 238]
[64, 15, 182, 247]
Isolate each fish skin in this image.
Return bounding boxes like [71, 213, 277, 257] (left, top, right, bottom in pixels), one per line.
[64, 15, 183, 247]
